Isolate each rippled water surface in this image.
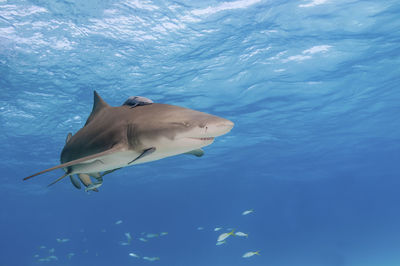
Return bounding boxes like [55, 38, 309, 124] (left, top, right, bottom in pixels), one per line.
[1, 0, 400, 265]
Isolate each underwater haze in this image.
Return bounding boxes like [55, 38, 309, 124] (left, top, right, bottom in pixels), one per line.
[1, 0, 400, 265]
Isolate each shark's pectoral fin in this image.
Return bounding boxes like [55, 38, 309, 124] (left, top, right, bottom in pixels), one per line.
[23, 146, 124, 181]
[184, 148, 204, 157]
[70, 175, 81, 189]
[128, 147, 156, 165]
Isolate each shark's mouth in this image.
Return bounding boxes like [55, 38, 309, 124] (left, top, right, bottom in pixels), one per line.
[189, 137, 215, 141]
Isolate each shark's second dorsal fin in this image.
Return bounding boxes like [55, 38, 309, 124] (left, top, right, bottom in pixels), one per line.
[85, 91, 110, 126]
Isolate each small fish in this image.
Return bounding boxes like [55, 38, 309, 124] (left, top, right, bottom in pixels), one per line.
[125, 232, 132, 243]
[146, 233, 158, 238]
[242, 209, 254, 216]
[214, 227, 222, 231]
[216, 240, 226, 246]
[242, 251, 260, 258]
[47, 255, 58, 261]
[67, 253, 75, 259]
[197, 227, 204, 230]
[115, 220, 123, 225]
[160, 232, 168, 236]
[129, 252, 140, 258]
[139, 237, 148, 242]
[119, 241, 130, 246]
[143, 256, 160, 261]
[85, 182, 102, 192]
[56, 238, 70, 243]
[40, 256, 58, 261]
[235, 232, 248, 238]
[39, 245, 46, 249]
[217, 229, 235, 242]
[48, 248, 55, 253]
[33, 254, 39, 258]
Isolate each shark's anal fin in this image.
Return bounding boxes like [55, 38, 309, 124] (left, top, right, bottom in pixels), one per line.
[128, 147, 156, 165]
[184, 148, 204, 157]
[23, 146, 123, 181]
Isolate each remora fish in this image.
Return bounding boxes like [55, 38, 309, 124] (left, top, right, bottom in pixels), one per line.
[23, 91, 234, 190]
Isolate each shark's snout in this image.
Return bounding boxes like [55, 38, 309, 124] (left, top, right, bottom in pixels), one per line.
[202, 117, 234, 138]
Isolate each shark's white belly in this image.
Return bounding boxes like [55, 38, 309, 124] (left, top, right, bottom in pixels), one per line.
[69, 142, 211, 175]
[69, 150, 138, 174]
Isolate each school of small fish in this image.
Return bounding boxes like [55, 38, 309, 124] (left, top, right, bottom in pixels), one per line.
[31, 209, 258, 263]
[212, 209, 260, 260]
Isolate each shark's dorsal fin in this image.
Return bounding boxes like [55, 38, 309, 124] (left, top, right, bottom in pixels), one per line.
[85, 91, 110, 126]
[23, 145, 123, 181]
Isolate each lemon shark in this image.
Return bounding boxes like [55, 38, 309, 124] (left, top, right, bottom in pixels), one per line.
[23, 91, 234, 191]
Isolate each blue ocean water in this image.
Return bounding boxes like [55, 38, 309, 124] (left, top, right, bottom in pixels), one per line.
[1, 0, 400, 265]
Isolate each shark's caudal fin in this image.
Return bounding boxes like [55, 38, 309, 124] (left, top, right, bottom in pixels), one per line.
[23, 146, 123, 181]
